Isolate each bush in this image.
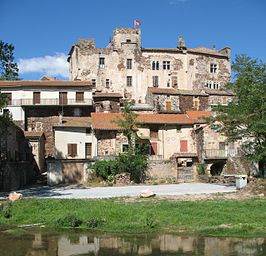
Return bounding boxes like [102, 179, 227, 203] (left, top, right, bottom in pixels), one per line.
[93, 152, 148, 183]
[86, 217, 105, 228]
[0, 201, 12, 219]
[92, 159, 118, 180]
[55, 214, 82, 228]
[197, 163, 206, 175]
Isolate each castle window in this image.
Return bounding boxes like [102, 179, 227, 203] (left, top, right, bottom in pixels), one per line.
[92, 79, 96, 86]
[163, 61, 170, 70]
[106, 79, 110, 88]
[127, 59, 132, 69]
[127, 76, 132, 86]
[126, 39, 131, 43]
[152, 76, 159, 87]
[99, 57, 105, 68]
[210, 63, 217, 73]
[152, 61, 159, 70]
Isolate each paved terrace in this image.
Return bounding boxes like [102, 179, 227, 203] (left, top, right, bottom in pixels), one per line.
[0, 183, 236, 199]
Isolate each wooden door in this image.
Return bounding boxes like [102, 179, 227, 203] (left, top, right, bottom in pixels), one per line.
[59, 92, 68, 105]
[33, 92, 40, 104]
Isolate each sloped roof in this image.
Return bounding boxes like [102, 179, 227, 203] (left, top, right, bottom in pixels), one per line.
[0, 80, 93, 88]
[91, 112, 194, 130]
[186, 111, 211, 123]
[24, 131, 44, 138]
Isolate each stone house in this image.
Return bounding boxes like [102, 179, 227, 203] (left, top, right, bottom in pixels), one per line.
[68, 28, 232, 107]
[0, 124, 36, 191]
[0, 79, 95, 161]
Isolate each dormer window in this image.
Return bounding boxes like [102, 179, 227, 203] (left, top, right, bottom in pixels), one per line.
[210, 63, 217, 73]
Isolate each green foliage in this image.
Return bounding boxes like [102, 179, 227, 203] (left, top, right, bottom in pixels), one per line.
[116, 151, 148, 183]
[0, 40, 19, 80]
[115, 101, 139, 152]
[86, 217, 106, 228]
[1, 198, 266, 236]
[213, 55, 266, 169]
[145, 212, 156, 229]
[197, 163, 206, 175]
[92, 159, 118, 180]
[55, 214, 83, 228]
[0, 201, 12, 218]
[93, 152, 148, 183]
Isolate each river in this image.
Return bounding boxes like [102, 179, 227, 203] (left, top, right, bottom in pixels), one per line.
[0, 229, 265, 256]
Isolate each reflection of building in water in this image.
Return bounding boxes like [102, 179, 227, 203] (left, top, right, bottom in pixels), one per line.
[20, 232, 266, 256]
[58, 235, 99, 256]
[159, 235, 195, 253]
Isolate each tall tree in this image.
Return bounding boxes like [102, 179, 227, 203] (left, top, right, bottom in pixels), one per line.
[115, 101, 139, 152]
[0, 40, 19, 80]
[214, 55, 266, 173]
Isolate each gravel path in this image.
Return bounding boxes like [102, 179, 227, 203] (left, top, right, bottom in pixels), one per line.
[0, 183, 236, 199]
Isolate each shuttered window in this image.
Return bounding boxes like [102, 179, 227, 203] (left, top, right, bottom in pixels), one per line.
[33, 92, 40, 104]
[85, 143, 92, 158]
[68, 144, 77, 157]
[76, 92, 84, 102]
[180, 140, 188, 152]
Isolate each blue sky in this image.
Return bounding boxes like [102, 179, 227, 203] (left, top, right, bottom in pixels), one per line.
[1, 0, 265, 80]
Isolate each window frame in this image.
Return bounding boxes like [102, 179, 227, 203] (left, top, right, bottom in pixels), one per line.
[163, 61, 170, 70]
[210, 63, 218, 73]
[152, 76, 159, 87]
[67, 143, 77, 157]
[126, 59, 132, 69]
[126, 76, 132, 87]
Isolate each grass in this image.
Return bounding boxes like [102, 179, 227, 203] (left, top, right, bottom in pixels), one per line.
[0, 198, 265, 237]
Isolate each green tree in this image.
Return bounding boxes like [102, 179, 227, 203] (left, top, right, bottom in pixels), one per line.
[214, 55, 266, 174]
[115, 101, 139, 152]
[0, 40, 19, 80]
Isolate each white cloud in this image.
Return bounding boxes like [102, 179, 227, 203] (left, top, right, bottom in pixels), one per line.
[18, 53, 69, 78]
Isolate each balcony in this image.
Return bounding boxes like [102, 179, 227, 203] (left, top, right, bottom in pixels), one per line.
[204, 149, 237, 159]
[7, 98, 93, 106]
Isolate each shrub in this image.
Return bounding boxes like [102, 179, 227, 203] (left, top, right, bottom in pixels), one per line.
[197, 163, 206, 175]
[92, 159, 118, 180]
[0, 201, 12, 219]
[93, 152, 148, 183]
[55, 214, 82, 228]
[86, 217, 105, 228]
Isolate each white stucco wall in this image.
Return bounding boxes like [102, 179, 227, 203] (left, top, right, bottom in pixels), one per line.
[54, 128, 94, 159]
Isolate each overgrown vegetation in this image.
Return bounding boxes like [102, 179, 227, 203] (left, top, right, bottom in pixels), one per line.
[197, 163, 206, 175]
[0, 198, 265, 237]
[93, 101, 148, 183]
[212, 55, 266, 176]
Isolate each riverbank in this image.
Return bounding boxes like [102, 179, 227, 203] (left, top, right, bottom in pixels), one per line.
[1, 197, 266, 237]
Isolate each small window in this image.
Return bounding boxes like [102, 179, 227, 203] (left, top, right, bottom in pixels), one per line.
[85, 143, 92, 159]
[127, 59, 132, 69]
[92, 79, 96, 86]
[33, 92, 40, 104]
[210, 63, 217, 73]
[122, 144, 129, 152]
[106, 79, 110, 88]
[163, 61, 170, 70]
[152, 61, 159, 70]
[193, 96, 200, 109]
[152, 76, 159, 87]
[99, 57, 105, 68]
[127, 76, 132, 86]
[126, 39, 131, 43]
[76, 92, 84, 102]
[68, 144, 77, 157]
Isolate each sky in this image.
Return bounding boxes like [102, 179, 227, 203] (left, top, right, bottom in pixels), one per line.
[0, 0, 265, 80]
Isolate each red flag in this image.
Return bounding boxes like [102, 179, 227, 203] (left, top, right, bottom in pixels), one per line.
[134, 20, 141, 26]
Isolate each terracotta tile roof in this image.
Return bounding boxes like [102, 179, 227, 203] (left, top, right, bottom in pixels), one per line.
[186, 111, 211, 123]
[0, 80, 93, 88]
[147, 87, 208, 96]
[54, 117, 92, 128]
[91, 112, 193, 130]
[24, 131, 44, 138]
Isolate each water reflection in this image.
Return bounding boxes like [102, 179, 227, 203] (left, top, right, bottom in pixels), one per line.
[0, 230, 265, 256]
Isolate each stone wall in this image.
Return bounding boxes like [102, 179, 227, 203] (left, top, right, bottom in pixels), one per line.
[0, 161, 35, 191]
[148, 160, 177, 181]
[179, 95, 209, 112]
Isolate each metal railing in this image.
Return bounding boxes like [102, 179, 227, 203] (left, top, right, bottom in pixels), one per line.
[204, 149, 237, 159]
[7, 98, 93, 106]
